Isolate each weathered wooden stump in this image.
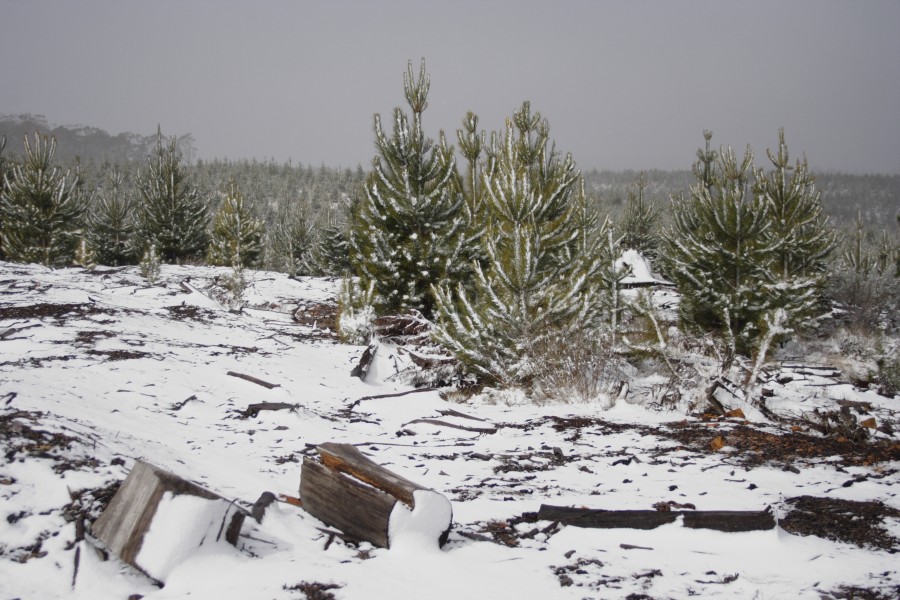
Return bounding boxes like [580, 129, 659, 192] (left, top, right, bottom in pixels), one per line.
[91, 460, 247, 582]
[300, 442, 452, 549]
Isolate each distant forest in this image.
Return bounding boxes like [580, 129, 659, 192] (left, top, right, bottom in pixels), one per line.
[2, 112, 898, 232]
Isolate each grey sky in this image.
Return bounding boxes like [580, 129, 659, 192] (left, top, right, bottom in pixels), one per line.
[2, 0, 899, 174]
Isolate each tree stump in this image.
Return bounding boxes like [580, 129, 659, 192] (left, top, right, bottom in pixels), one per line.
[300, 442, 452, 549]
[91, 460, 247, 582]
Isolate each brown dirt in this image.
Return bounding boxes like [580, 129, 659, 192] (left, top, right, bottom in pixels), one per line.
[781, 495, 900, 552]
[0, 302, 107, 321]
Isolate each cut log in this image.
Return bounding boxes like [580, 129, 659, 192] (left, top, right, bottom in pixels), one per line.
[91, 460, 247, 583]
[535, 504, 775, 532]
[300, 442, 452, 549]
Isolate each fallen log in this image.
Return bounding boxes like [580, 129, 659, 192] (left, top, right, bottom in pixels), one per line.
[91, 460, 247, 583]
[240, 402, 297, 419]
[535, 504, 775, 532]
[345, 386, 439, 412]
[403, 418, 498, 435]
[299, 442, 452, 549]
[227, 371, 280, 389]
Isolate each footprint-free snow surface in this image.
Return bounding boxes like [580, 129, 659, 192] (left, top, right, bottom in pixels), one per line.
[1, 262, 898, 599]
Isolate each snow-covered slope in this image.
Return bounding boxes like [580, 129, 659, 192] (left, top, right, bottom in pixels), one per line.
[1, 262, 897, 599]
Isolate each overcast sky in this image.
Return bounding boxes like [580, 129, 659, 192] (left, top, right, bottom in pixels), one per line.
[2, 0, 899, 174]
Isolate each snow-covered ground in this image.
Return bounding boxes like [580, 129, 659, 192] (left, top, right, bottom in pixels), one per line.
[1, 261, 897, 599]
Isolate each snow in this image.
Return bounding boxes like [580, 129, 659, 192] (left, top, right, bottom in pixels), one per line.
[616, 248, 670, 286]
[0, 261, 898, 599]
[135, 492, 239, 582]
[387, 489, 452, 553]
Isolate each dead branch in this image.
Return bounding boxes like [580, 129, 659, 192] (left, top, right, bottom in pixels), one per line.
[227, 371, 280, 389]
[169, 394, 198, 411]
[436, 407, 489, 422]
[345, 386, 439, 412]
[403, 418, 498, 435]
[240, 402, 298, 419]
[1, 323, 40, 340]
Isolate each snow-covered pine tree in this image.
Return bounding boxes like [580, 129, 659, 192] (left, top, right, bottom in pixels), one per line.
[664, 135, 773, 358]
[348, 59, 467, 318]
[134, 127, 209, 264]
[830, 211, 900, 330]
[88, 167, 136, 266]
[310, 210, 351, 277]
[0, 132, 86, 266]
[432, 103, 607, 386]
[266, 205, 315, 276]
[754, 128, 835, 328]
[618, 172, 661, 262]
[206, 182, 263, 267]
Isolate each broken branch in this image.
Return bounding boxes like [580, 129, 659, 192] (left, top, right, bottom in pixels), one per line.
[227, 371, 280, 389]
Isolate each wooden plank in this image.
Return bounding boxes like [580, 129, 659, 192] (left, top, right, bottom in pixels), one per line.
[300, 457, 396, 548]
[535, 504, 775, 532]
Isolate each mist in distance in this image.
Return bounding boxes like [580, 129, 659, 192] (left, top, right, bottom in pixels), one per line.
[1, 0, 898, 174]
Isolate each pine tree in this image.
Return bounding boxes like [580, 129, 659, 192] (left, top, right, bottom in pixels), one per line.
[206, 182, 263, 267]
[310, 212, 351, 277]
[134, 128, 209, 264]
[267, 205, 315, 276]
[432, 104, 608, 386]
[0, 132, 86, 266]
[754, 128, 835, 326]
[88, 167, 136, 266]
[664, 135, 773, 357]
[348, 59, 468, 318]
[618, 172, 661, 262]
[665, 130, 836, 360]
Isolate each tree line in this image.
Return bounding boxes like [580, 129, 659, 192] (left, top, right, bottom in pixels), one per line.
[1, 62, 898, 400]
